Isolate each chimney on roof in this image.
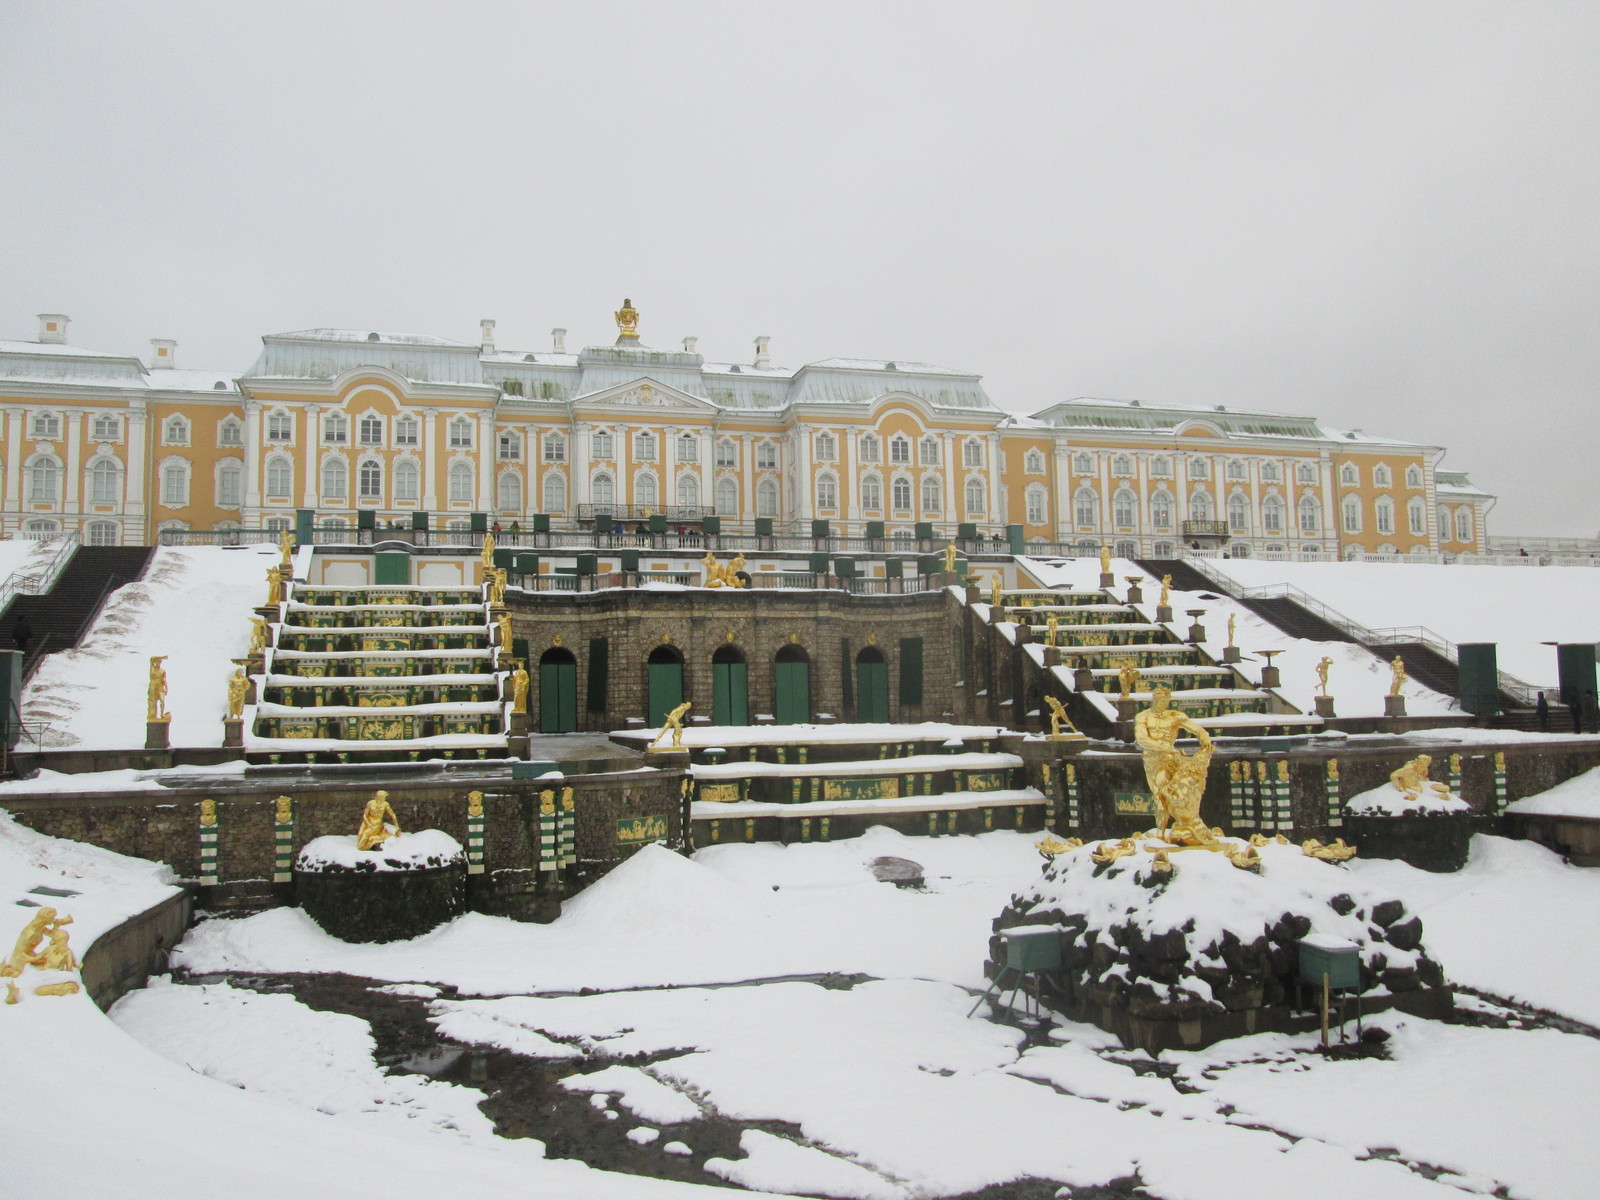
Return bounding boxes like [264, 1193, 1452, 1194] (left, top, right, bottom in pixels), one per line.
[38, 314, 69, 344]
[753, 335, 771, 369]
[149, 338, 176, 369]
[683, 336, 698, 353]
[552, 327, 567, 354]
[480, 319, 496, 354]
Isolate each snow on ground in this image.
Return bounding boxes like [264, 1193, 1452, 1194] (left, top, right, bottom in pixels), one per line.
[1018, 557, 1457, 718]
[1506, 762, 1600, 817]
[611, 721, 1005, 748]
[1207, 557, 1600, 688]
[22, 544, 277, 750]
[0, 534, 56, 581]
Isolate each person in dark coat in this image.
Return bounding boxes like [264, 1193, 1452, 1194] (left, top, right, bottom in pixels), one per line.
[1536, 691, 1550, 731]
[1573, 692, 1584, 735]
[11, 616, 31, 653]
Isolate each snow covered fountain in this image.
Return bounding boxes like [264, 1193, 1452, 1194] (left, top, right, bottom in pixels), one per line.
[293, 791, 467, 942]
[1343, 752, 1479, 871]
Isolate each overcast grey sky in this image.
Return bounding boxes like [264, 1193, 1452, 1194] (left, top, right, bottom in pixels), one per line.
[3, 2, 1595, 536]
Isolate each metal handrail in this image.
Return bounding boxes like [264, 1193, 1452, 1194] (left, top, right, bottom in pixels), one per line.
[0, 532, 81, 617]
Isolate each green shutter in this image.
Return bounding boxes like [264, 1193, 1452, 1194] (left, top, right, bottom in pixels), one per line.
[586, 638, 609, 714]
[899, 637, 924, 707]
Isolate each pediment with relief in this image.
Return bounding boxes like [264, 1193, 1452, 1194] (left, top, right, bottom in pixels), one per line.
[575, 377, 716, 413]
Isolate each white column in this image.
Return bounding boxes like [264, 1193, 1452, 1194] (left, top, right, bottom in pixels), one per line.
[64, 410, 83, 517]
[477, 411, 495, 510]
[1052, 442, 1073, 542]
[572, 422, 591, 510]
[792, 427, 812, 522]
[1321, 458, 1337, 549]
[242, 400, 261, 511]
[987, 432, 1004, 529]
[301, 406, 321, 508]
[4, 409, 21, 513]
[421, 411, 438, 510]
[125, 405, 148, 528]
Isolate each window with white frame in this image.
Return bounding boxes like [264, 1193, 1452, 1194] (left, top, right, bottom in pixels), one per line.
[1151, 490, 1173, 527]
[1073, 453, 1093, 475]
[965, 477, 985, 514]
[1406, 464, 1423, 488]
[394, 459, 419, 502]
[815, 432, 836, 462]
[498, 433, 520, 461]
[265, 455, 293, 497]
[891, 476, 912, 511]
[677, 433, 698, 463]
[816, 473, 837, 509]
[591, 429, 613, 459]
[889, 436, 910, 464]
[1262, 494, 1284, 533]
[448, 461, 474, 503]
[715, 477, 737, 516]
[394, 415, 419, 446]
[1024, 448, 1045, 474]
[1189, 490, 1214, 520]
[634, 431, 657, 461]
[1300, 496, 1320, 533]
[920, 476, 941, 512]
[1025, 483, 1047, 525]
[1227, 459, 1246, 481]
[1342, 495, 1362, 532]
[1150, 455, 1171, 477]
[87, 521, 118, 546]
[1408, 497, 1425, 535]
[92, 413, 121, 441]
[162, 415, 190, 445]
[677, 474, 700, 508]
[919, 437, 939, 466]
[591, 473, 614, 508]
[1261, 461, 1281, 482]
[858, 433, 880, 463]
[448, 417, 473, 449]
[160, 459, 190, 506]
[543, 472, 566, 513]
[1455, 508, 1473, 543]
[1114, 488, 1136, 527]
[31, 412, 61, 439]
[1373, 464, 1392, 488]
[756, 441, 778, 470]
[1340, 463, 1359, 486]
[27, 455, 59, 503]
[358, 415, 383, 446]
[861, 474, 882, 512]
[1375, 497, 1395, 535]
[88, 458, 120, 504]
[216, 416, 242, 446]
[1074, 487, 1098, 527]
[1190, 458, 1209, 479]
[1228, 493, 1248, 532]
[497, 471, 521, 511]
[1112, 454, 1133, 477]
[635, 473, 658, 509]
[216, 460, 243, 507]
[544, 432, 565, 461]
[321, 457, 347, 499]
[358, 458, 382, 501]
[756, 479, 778, 517]
[963, 440, 983, 468]
[323, 413, 347, 444]
[715, 439, 737, 469]
[1297, 462, 1316, 484]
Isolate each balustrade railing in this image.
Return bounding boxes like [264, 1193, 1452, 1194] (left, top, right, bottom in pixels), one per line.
[0, 531, 81, 616]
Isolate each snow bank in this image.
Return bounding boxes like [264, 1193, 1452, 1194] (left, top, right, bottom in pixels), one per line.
[1505, 764, 1600, 817]
[296, 830, 464, 873]
[1346, 782, 1470, 816]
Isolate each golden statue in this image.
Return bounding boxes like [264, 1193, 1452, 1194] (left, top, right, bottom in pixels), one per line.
[1134, 684, 1216, 846]
[1037, 835, 1084, 858]
[943, 541, 958, 574]
[614, 297, 640, 340]
[481, 532, 496, 569]
[1045, 613, 1059, 646]
[989, 573, 1003, 610]
[1315, 656, 1334, 698]
[1091, 837, 1137, 864]
[1390, 754, 1450, 802]
[266, 565, 283, 606]
[726, 554, 747, 586]
[649, 701, 692, 750]
[468, 790, 484, 817]
[199, 798, 217, 826]
[274, 795, 293, 824]
[701, 551, 727, 587]
[1301, 838, 1358, 862]
[278, 529, 295, 568]
[1117, 660, 1141, 698]
[249, 615, 269, 654]
[489, 567, 507, 607]
[1099, 543, 1111, 574]
[356, 791, 401, 851]
[511, 662, 530, 714]
[147, 656, 169, 722]
[498, 611, 514, 650]
[1388, 655, 1407, 697]
[1226, 614, 1237, 648]
[1159, 574, 1172, 607]
[226, 667, 248, 719]
[1044, 695, 1076, 738]
[3, 908, 80, 1002]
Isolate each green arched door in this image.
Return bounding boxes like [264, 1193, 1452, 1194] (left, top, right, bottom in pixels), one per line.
[538, 648, 578, 732]
[855, 647, 889, 722]
[647, 645, 684, 728]
[712, 645, 749, 726]
[774, 644, 810, 725]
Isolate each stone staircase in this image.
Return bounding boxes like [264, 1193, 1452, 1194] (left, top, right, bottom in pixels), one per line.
[9, 546, 153, 677]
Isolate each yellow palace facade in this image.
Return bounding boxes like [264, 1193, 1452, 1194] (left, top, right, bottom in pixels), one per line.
[0, 306, 1493, 558]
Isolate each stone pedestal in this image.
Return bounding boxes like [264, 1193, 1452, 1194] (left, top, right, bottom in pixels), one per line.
[510, 710, 531, 737]
[646, 747, 691, 771]
[1115, 697, 1139, 723]
[509, 733, 531, 759]
[1385, 694, 1408, 718]
[1099, 572, 1116, 590]
[1074, 667, 1096, 692]
[222, 717, 243, 748]
[1222, 645, 1241, 664]
[1125, 584, 1143, 605]
[1187, 621, 1207, 644]
[145, 717, 171, 750]
[1155, 605, 1174, 625]
[1043, 646, 1060, 668]
[965, 584, 982, 604]
[1260, 666, 1281, 690]
[1314, 696, 1337, 719]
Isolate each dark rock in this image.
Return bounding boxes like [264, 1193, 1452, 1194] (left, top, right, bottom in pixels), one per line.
[1329, 893, 1357, 916]
[1387, 917, 1424, 952]
[1381, 966, 1420, 992]
[295, 861, 466, 943]
[1371, 899, 1406, 927]
[868, 856, 924, 888]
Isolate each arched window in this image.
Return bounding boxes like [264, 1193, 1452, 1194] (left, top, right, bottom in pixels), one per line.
[1112, 454, 1133, 477]
[1228, 493, 1248, 533]
[1024, 449, 1045, 473]
[891, 476, 912, 512]
[861, 474, 882, 512]
[543, 472, 567, 513]
[1262, 495, 1284, 534]
[590, 429, 613, 459]
[160, 459, 190, 507]
[323, 413, 347, 444]
[1373, 464, 1392, 487]
[1151, 490, 1173, 528]
[1073, 453, 1093, 475]
[395, 415, 419, 446]
[162, 415, 190, 445]
[1113, 487, 1136, 527]
[1189, 490, 1213, 521]
[815, 472, 837, 509]
[1340, 463, 1359, 486]
[216, 460, 243, 507]
[676, 474, 700, 508]
[963, 439, 984, 468]
[321, 457, 347, 500]
[497, 471, 522, 512]
[31, 412, 61, 439]
[715, 477, 737, 515]
[448, 417, 473, 448]
[1375, 496, 1395, 535]
[1455, 508, 1473, 543]
[1408, 497, 1425, 536]
[858, 433, 880, 463]
[1406, 464, 1423, 489]
[965, 477, 985, 515]
[1342, 495, 1362, 532]
[1297, 462, 1317, 484]
[265, 455, 292, 497]
[920, 476, 941, 512]
[88, 457, 120, 504]
[358, 458, 383, 500]
[1300, 496, 1320, 533]
[27, 455, 59, 504]
[756, 479, 778, 517]
[394, 459, 420, 503]
[1025, 483, 1047, 525]
[1074, 487, 1098, 527]
[591, 473, 614, 508]
[215, 417, 241, 447]
[448, 460, 473, 504]
[635, 472, 658, 509]
[86, 520, 118, 546]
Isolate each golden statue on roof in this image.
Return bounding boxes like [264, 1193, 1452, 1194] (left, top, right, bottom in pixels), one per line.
[615, 297, 640, 342]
